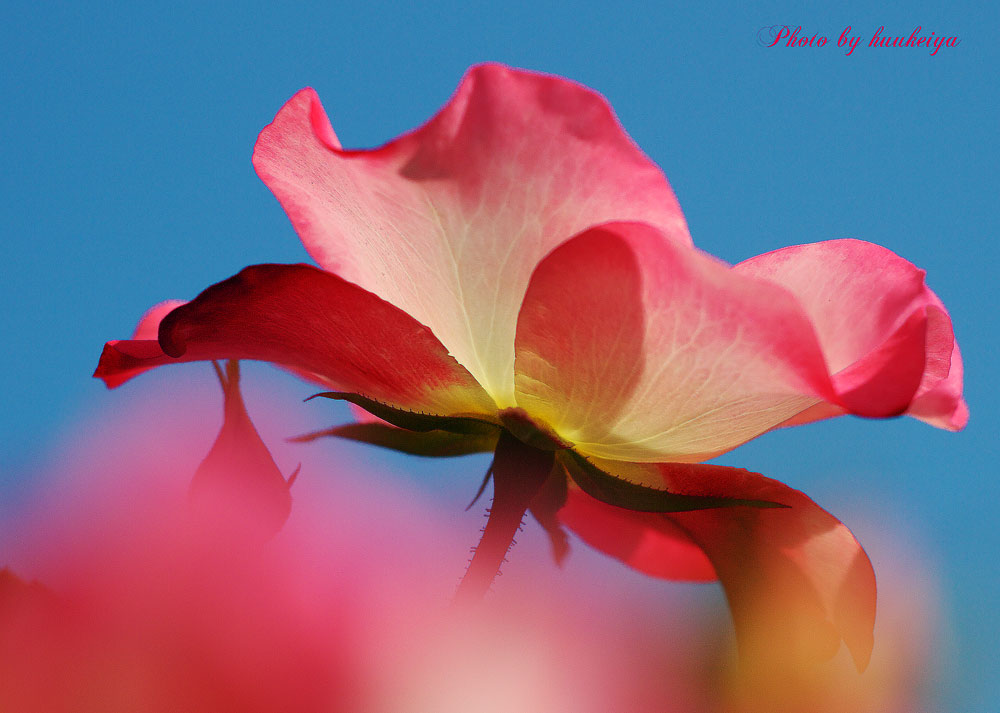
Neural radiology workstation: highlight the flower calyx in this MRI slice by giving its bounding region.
[498,407,572,451]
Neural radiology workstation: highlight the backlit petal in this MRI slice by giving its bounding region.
[558,485,716,581]
[736,240,967,428]
[252,64,690,405]
[514,223,835,462]
[94,264,496,419]
[908,338,967,430]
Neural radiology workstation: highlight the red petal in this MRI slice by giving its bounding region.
[560,459,876,671]
[253,64,691,405]
[736,240,967,429]
[95,300,187,388]
[558,487,716,581]
[94,264,496,419]
[514,222,835,462]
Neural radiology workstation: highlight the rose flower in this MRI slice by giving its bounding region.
[95,64,965,669]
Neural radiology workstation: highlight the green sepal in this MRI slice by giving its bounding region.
[305,392,498,435]
[291,422,499,458]
[562,451,786,513]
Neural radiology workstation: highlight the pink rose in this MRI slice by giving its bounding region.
[95,64,965,669]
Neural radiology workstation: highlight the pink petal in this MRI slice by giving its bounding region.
[560,459,876,672]
[736,240,967,429]
[95,264,496,419]
[908,338,967,430]
[252,64,691,406]
[514,222,836,463]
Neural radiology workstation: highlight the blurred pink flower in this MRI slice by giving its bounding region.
[0,420,946,713]
[93,64,965,668]
[0,387,720,713]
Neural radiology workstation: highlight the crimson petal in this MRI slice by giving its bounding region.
[95,264,497,419]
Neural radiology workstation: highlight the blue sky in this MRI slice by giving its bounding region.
[2,1,997,709]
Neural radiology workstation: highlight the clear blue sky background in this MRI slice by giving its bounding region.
[2,1,997,710]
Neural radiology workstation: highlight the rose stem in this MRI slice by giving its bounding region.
[453,430,553,604]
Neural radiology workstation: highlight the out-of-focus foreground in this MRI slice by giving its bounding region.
[0,376,942,713]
